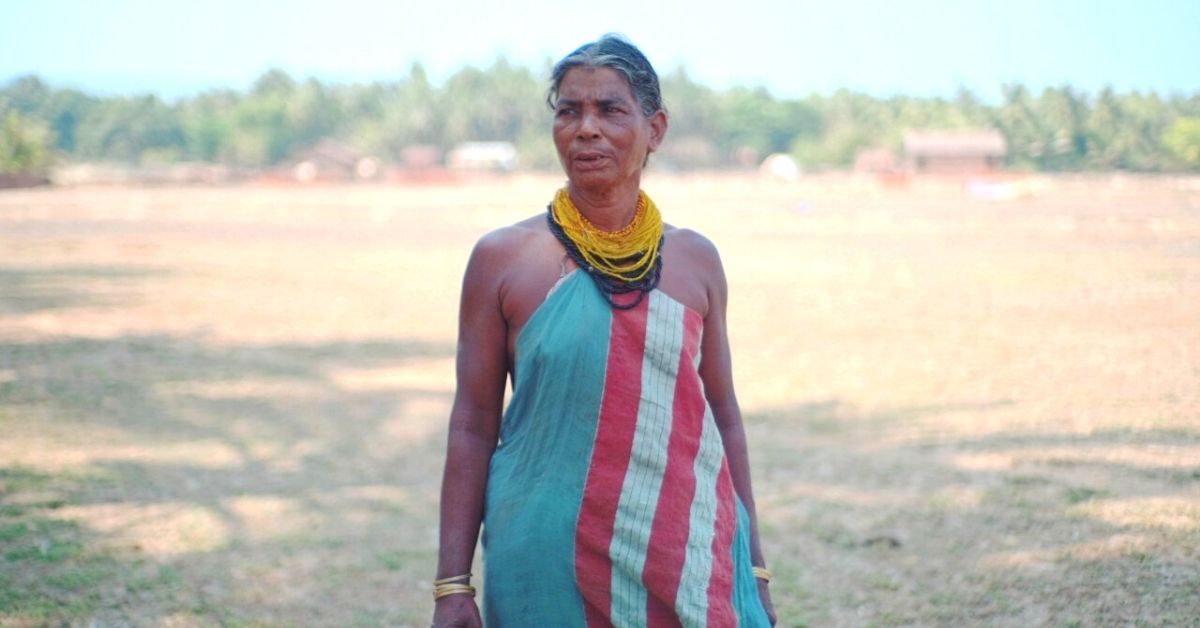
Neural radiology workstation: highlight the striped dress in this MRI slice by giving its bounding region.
[482,270,770,627]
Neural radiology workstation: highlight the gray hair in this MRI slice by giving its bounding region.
[547,34,665,118]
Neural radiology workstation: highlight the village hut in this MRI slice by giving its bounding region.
[290,139,379,182]
[903,130,1006,174]
[447,142,517,172]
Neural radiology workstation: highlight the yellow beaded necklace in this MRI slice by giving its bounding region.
[549,187,663,282]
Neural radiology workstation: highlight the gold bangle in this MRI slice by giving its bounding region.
[433,573,472,586]
[433,583,476,600]
[752,566,772,582]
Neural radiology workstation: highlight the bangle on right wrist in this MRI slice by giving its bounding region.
[433,573,476,600]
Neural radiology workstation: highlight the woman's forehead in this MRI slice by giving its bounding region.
[556,67,635,103]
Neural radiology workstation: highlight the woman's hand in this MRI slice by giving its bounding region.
[758,580,777,626]
[431,594,482,628]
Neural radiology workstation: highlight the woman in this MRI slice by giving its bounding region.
[433,35,776,627]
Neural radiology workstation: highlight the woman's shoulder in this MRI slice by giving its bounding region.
[664,224,723,270]
[660,225,727,317]
[472,214,551,258]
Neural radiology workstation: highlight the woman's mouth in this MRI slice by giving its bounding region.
[573,152,609,170]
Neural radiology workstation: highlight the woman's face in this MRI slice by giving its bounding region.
[552,66,666,193]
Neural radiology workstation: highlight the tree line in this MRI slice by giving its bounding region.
[2,59,1199,175]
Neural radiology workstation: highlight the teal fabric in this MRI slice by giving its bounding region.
[483,271,610,625]
[733,499,773,626]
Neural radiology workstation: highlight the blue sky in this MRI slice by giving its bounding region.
[3,0,1197,102]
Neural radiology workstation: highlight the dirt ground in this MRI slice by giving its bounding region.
[1,173,1198,627]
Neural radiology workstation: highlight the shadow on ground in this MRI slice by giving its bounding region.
[0,264,169,316]
[1,325,456,625]
[746,400,1199,626]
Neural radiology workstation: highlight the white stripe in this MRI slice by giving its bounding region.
[675,405,725,625]
[608,293,685,626]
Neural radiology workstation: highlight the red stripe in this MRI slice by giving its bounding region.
[706,458,739,625]
[575,297,650,627]
[643,309,705,627]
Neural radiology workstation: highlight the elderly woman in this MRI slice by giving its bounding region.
[433,35,775,627]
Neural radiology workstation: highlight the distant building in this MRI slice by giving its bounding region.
[903,130,1006,174]
[290,139,379,182]
[447,142,517,172]
[0,173,50,188]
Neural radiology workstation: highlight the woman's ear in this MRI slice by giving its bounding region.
[647,110,668,154]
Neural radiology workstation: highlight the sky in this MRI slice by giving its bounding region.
[2,0,1198,103]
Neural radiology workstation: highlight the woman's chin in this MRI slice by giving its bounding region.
[567,166,635,191]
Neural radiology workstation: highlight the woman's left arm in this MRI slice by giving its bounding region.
[693,235,777,625]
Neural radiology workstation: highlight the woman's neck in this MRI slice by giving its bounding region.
[567,180,642,232]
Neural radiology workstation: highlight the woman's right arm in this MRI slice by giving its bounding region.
[432,235,511,627]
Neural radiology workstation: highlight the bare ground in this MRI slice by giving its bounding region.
[0,173,1197,626]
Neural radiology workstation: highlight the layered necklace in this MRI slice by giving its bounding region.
[546,187,664,309]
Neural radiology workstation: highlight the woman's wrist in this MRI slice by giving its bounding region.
[433,573,477,601]
[752,566,772,583]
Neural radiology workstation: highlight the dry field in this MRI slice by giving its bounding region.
[0,173,1198,627]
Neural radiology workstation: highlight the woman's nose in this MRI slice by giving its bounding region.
[577,111,601,138]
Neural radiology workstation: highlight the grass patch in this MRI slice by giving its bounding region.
[1005,474,1051,487]
[0,466,55,492]
[352,610,388,627]
[0,542,116,622]
[866,574,902,592]
[1064,486,1116,504]
[376,548,427,572]
[0,587,89,621]
[0,522,27,542]
[0,462,148,626]
[125,563,184,594]
[186,600,272,628]
[1169,467,1200,483]
[10,518,80,539]
[44,560,115,590]
[4,538,83,563]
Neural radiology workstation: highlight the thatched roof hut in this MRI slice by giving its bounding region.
[903,130,1006,174]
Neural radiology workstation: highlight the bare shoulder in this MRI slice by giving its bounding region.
[664,224,724,273]
[466,215,548,275]
[660,225,728,318]
[464,214,562,329]
[472,215,547,258]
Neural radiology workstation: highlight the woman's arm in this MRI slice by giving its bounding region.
[433,234,511,626]
[694,236,777,625]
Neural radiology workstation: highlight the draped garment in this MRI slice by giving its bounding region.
[483,269,770,627]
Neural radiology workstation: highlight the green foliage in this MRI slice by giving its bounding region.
[1164,117,1200,166]
[72,95,184,164]
[0,109,54,174]
[230,96,291,166]
[0,67,1197,172]
[178,90,236,162]
[715,87,821,160]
